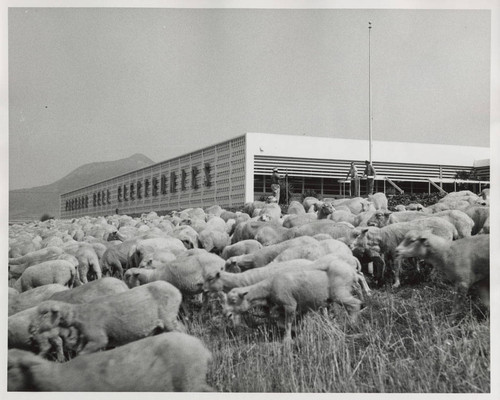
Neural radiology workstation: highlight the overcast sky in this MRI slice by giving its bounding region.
[8,6,492,190]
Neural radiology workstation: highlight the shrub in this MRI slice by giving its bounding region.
[40,213,54,222]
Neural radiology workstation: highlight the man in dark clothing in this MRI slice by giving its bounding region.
[271,167,281,203]
[346,162,360,197]
[363,160,376,195]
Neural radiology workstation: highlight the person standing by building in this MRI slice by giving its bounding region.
[270,167,282,203]
[346,162,360,197]
[363,160,377,195]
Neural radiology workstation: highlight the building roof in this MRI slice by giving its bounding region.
[246,132,489,167]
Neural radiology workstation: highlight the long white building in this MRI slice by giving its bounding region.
[60,132,490,218]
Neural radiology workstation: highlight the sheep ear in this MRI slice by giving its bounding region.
[49,309,60,326]
[238,291,248,299]
[384,211,392,217]
[360,228,369,236]
[215,272,220,278]
[133,272,140,277]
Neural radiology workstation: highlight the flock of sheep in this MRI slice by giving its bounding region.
[7,188,490,391]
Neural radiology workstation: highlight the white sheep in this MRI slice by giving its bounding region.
[224,257,365,343]
[14,260,77,292]
[49,277,129,304]
[351,217,458,288]
[395,231,489,313]
[29,281,185,359]
[9,284,69,316]
[225,236,317,271]
[8,332,213,391]
[221,239,263,260]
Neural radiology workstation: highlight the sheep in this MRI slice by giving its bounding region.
[329,209,357,226]
[8,246,64,270]
[13,260,77,293]
[478,216,489,234]
[205,204,224,217]
[395,231,489,314]
[61,242,102,284]
[367,210,473,238]
[225,236,317,271]
[203,259,314,294]
[331,197,375,215]
[221,239,263,260]
[224,257,365,343]
[101,245,129,278]
[273,238,355,265]
[463,205,490,235]
[350,217,458,288]
[394,204,407,212]
[138,248,177,269]
[287,200,306,215]
[49,277,129,304]
[29,281,185,359]
[302,196,321,212]
[242,201,266,217]
[292,219,354,240]
[368,192,388,210]
[282,213,318,228]
[9,305,46,351]
[171,225,200,249]
[8,332,213,392]
[123,250,224,313]
[197,228,231,254]
[127,236,186,269]
[254,224,295,246]
[314,202,335,219]
[258,202,282,221]
[9,284,69,316]
[425,200,471,213]
[231,218,279,243]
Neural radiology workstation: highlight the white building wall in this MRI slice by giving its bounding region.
[245,132,489,166]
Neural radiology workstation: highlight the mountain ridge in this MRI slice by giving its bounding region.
[10,153,155,220]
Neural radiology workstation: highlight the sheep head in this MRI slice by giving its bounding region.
[395,230,432,261]
[30,301,75,336]
[203,271,223,293]
[367,211,391,227]
[224,289,250,327]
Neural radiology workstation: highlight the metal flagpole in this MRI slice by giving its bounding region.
[368,21,373,164]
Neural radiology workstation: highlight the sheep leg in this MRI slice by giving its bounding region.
[451,282,469,316]
[392,258,401,288]
[282,304,296,344]
[79,332,109,355]
[335,287,362,323]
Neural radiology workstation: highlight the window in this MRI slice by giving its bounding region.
[181,169,187,191]
[204,163,212,187]
[145,179,150,197]
[137,181,142,199]
[117,187,122,202]
[123,185,128,201]
[170,171,177,193]
[161,174,167,194]
[152,177,159,196]
[97,192,101,205]
[191,166,199,189]
[85,195,89,208]
[93,193,97,206]
[106,190,110,204]
[130,183,135,200]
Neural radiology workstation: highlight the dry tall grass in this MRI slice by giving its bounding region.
[186,282,489,393]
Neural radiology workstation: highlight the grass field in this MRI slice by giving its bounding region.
[186,277,490,393]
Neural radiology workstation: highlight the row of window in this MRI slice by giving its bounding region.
[65,189,111,211]
[65,165,213,210]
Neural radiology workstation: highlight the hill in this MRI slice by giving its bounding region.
[9,153,155,221]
